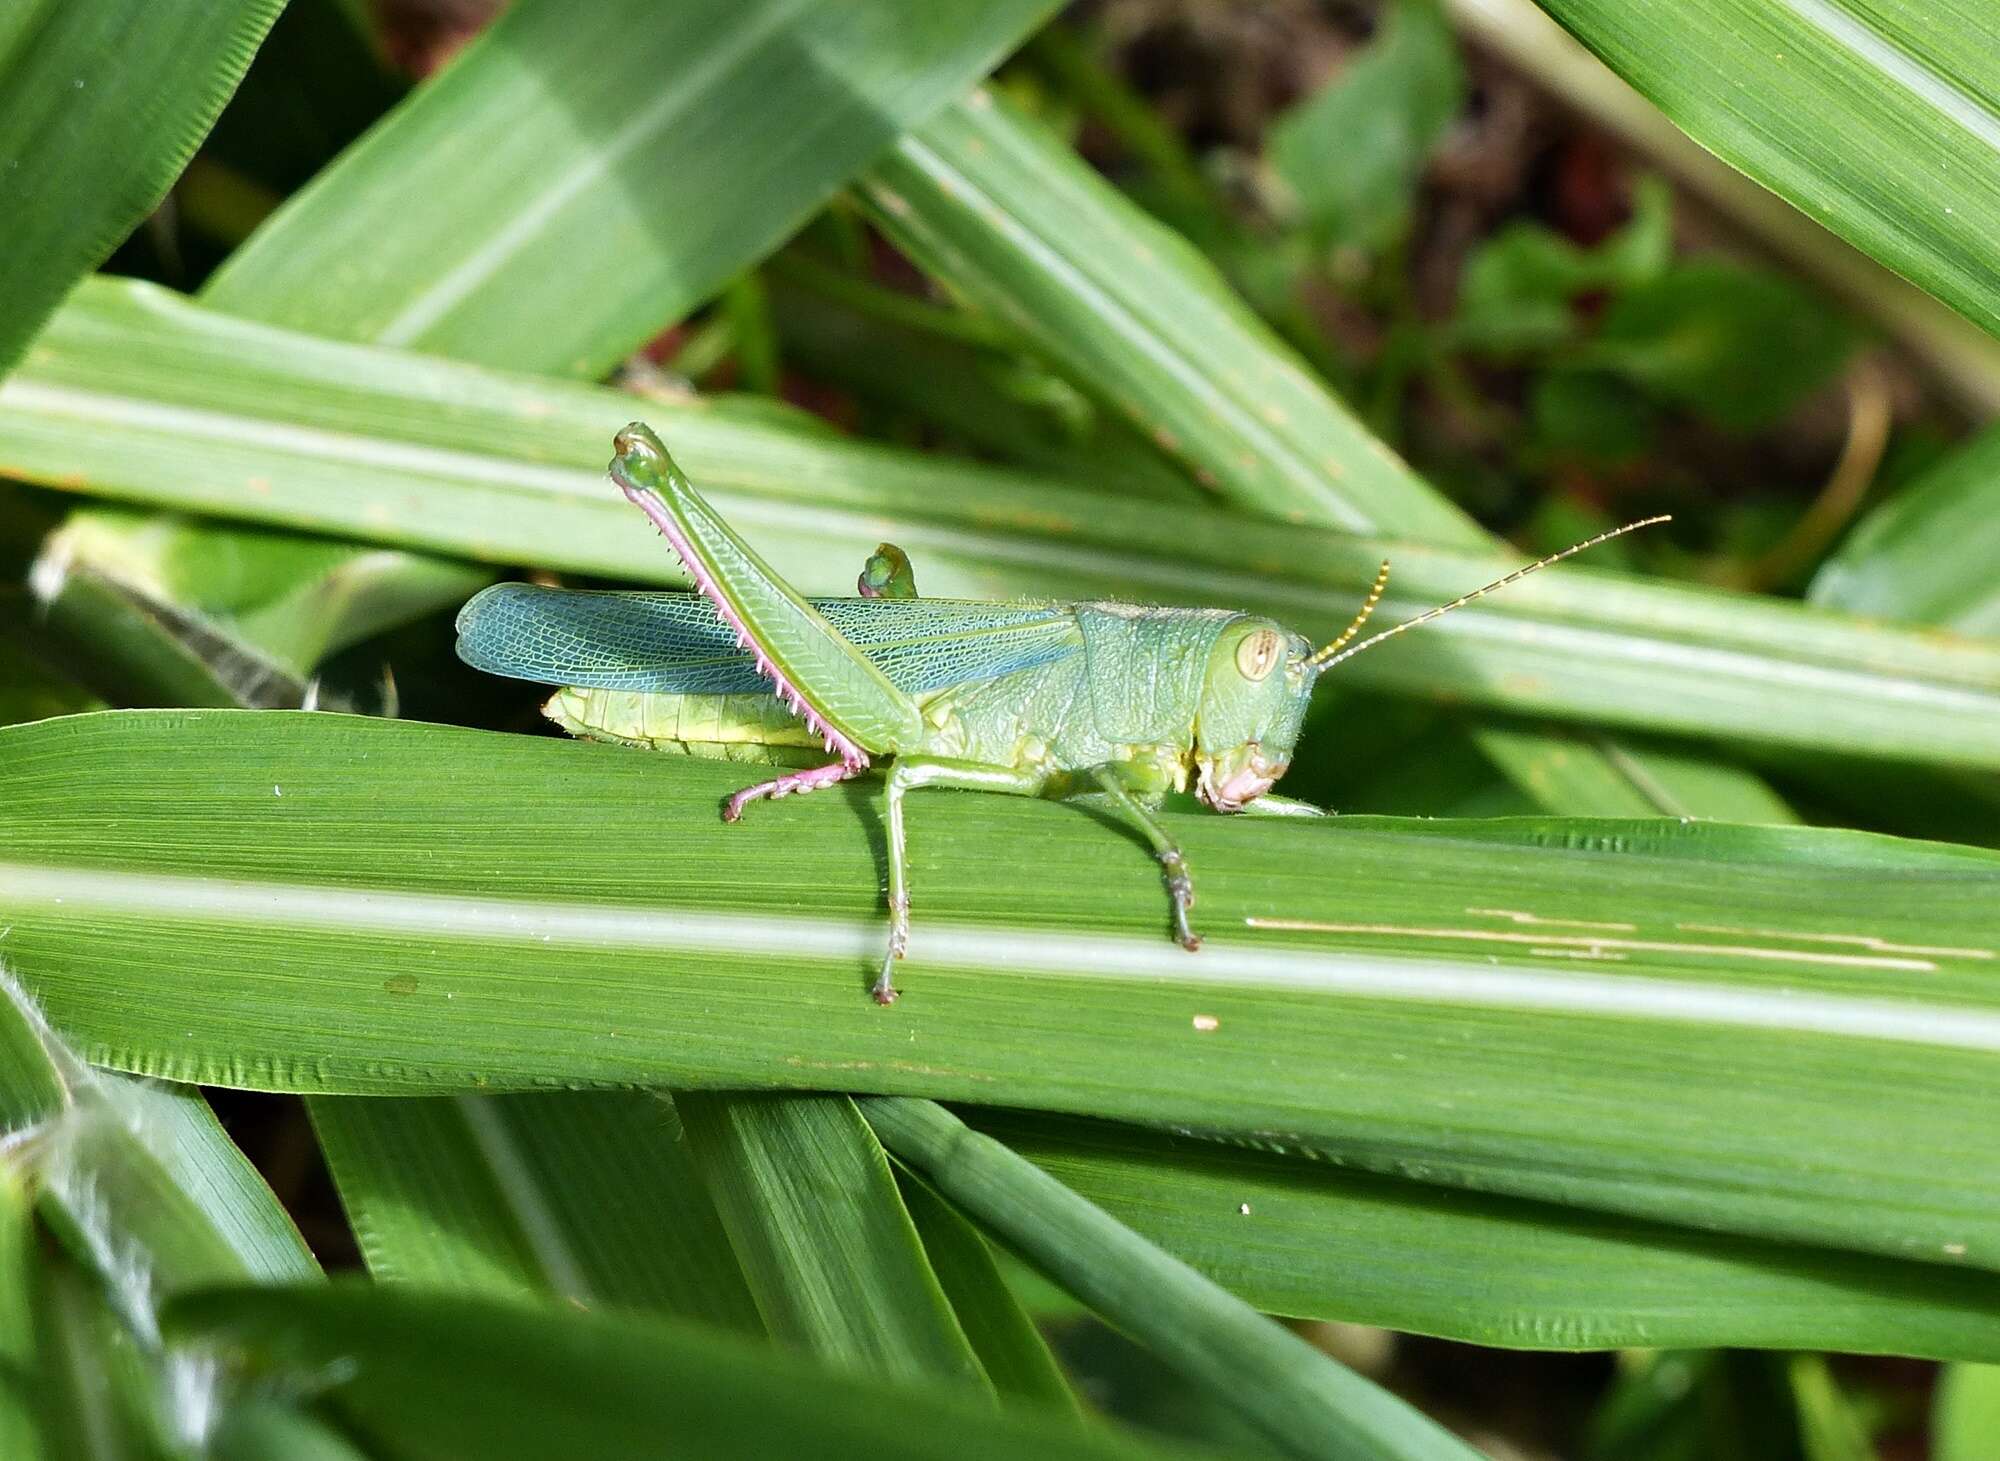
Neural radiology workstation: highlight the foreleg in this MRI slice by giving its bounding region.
[1088,767,1201,952]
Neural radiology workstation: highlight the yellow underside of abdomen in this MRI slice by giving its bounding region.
[543,687,828,766]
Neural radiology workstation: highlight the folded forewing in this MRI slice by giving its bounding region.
[457,588,1082,697]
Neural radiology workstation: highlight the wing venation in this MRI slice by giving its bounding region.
[456,586,1081,695]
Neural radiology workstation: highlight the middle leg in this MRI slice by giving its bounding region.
[876,758,1043,1005]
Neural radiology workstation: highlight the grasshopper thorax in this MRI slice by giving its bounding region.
[1191,618,1319,812]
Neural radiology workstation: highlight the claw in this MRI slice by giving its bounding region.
[1158,848,1200,951]
[873,892,909,1004]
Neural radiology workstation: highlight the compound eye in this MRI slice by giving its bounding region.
[1235,628,1281,681]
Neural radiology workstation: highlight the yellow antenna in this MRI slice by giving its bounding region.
[1308,559,1390,667]
[1307,515,1670,673]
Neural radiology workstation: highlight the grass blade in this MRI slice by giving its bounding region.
[678,1092,988,1391]
[1810,423,2000,635]
[201,0,1063,376]
[865,88,1480,543]
[169,1282,1203,1461]
[6,709,1997,1277]
[0,0,283,370]
[971,1109,2000,1362]
[307,1091,762,1329]
[895,1165,1080,1415]
[1535,0,2000,339]
[866,1097,1483,1461]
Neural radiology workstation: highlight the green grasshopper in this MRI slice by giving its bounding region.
[457,423,1662,1003]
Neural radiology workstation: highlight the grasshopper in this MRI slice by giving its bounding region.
[457,423,1662,1003]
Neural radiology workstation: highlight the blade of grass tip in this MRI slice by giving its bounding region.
[677,1092,990,1394]
[863,1098,1487,1461]
[0,0,285,370]
[306,1091,763,1333]
[893,1163,1080,1417]
[863,84,1794,822]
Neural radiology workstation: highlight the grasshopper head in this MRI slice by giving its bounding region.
[1192,619,1318,812]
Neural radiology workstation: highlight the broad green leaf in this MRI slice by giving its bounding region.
[9,281,1999,771]
[867,1098,1482,1461]
[1527,372,1658,465]
[1934,1364,2000,1461]
[972,1109,2000,1361]
[6,710,2000,1278]
[1809,422,2000,635]
[1532,0,2000,340]
[168,1282,1201,1461]
[306,1091,762,1329]
[864,87,1482,543]
[1267,0,1464,252]
[0,0,284,370]
[201,0,1063,377]
[895,1167,1079,1415]
[678,1093,986,1390]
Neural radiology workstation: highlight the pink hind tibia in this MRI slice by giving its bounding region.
[723,761,862,822]
[616,479,869,773]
